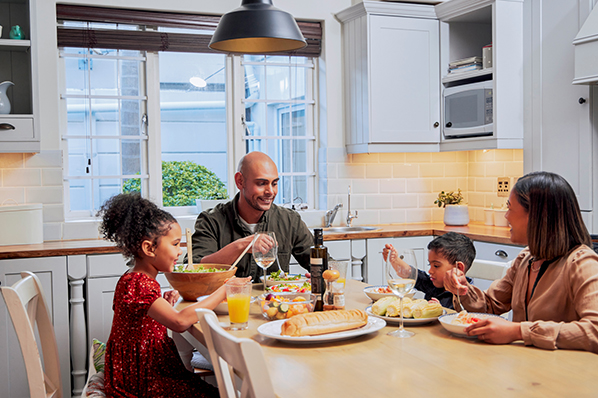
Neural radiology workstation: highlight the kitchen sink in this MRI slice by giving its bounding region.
[322,226,379,234]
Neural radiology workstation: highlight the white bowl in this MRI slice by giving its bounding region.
[363,285,414,301]
[438,312,504,337]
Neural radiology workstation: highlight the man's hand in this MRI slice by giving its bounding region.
[163,290,180,306]
[252,233,277,254]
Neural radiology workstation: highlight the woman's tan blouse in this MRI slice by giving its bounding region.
[458,245,598,353]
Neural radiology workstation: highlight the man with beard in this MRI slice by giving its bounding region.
[188,152,314,281]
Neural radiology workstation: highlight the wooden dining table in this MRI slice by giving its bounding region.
[177,280,598,397]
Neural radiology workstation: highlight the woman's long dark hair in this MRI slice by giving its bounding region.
[97,193,176,259]
[512,171,591,259]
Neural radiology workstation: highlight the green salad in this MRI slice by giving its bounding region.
[174,265,223,273]
[268,270,303,281]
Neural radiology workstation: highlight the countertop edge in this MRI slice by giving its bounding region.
[0,222,518,260]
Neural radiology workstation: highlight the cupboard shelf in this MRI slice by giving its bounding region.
[0,39,30,51]
[442,67,492,84]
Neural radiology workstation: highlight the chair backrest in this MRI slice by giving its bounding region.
[1,271,62,398]
[196,309,276,398]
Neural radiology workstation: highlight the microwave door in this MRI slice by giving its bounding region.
[444,88,489,137]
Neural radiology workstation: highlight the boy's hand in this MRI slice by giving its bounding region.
[163,290,180,306]
[444,267,468,296]
[382,244,394,262]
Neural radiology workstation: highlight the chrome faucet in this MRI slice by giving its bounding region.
[325,203,343,227]
[346,185,358,227]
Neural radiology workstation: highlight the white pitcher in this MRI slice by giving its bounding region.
[0,81,14,114]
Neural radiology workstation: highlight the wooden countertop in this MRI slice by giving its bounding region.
[179,280,598,397]
[0,222,514,260]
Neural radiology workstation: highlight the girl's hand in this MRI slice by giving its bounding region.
[466,317,522,344]
[163,290,180,306]
[444,267,468,296]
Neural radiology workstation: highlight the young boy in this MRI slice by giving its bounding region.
[383,232,475,310]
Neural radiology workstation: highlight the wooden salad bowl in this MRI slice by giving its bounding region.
[164,263,237,301]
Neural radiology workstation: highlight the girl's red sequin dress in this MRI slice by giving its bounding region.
[104,271,218,397]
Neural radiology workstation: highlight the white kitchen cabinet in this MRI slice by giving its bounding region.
[525,0,594,218]
[365,236,432,286]
[0,256,70,398]
[0,0,39,152]
[336,2,441,153]
[86,254,170,349]
[436,0,524,151]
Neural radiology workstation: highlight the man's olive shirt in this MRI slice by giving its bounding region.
[190,193,314,281]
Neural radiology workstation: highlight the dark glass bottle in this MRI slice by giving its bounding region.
[310,228,327,312]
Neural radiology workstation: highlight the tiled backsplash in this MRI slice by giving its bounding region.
[0,148,523,241]
[320,147,523,226]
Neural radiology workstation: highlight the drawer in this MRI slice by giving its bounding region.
[87,253,129,278]
[474,241,523,263]
[0,117,34,141]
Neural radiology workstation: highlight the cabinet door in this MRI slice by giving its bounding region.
[366,236,432,285]
[0,257,70,398]
[369,15,440,144]
[527,0,593,211]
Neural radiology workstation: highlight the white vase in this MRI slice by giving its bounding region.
[443,204,469,226]
[0,81,14,115]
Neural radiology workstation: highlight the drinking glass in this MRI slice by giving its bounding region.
[225,279,252,330]
[386,249,419,338]
[252,231,278,291]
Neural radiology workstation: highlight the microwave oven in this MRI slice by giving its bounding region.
[443,80,493,138]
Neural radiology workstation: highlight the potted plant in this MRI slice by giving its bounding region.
[434,189,469,226]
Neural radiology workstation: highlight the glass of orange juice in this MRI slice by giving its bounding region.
[225,279,252,330]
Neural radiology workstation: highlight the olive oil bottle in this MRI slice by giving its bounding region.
[310,228,327,312]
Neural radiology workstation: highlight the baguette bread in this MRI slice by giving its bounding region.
[281,309,368,337]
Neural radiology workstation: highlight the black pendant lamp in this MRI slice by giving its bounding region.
[209,0,307,54]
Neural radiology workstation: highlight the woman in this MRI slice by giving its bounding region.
[445,171,598,353]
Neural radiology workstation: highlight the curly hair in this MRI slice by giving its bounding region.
[97,193,177,259]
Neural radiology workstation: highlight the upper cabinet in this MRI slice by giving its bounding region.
[336,0,524,153]
[0,0,38,153]
[436,0,524,151]
[336,2,441,154]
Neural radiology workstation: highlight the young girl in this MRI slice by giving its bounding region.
[98,192,225,397]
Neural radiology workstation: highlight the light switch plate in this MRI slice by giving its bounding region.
[497,177,510,197]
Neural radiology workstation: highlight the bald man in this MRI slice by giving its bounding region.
[189,152,314,281]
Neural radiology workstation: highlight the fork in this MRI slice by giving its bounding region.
[275,255,286,278]
[454,263,464,311]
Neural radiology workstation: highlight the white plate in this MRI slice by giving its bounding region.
[366,306,445,325]
[438,312,504,337]
[260,274,308,286]
[257,317,386,344]
[363,285,415,301]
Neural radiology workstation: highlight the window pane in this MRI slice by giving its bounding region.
[68,179,91,211]
[159,52,229,207]
[266,66,290,100]
[244,64,264,100]
[67,138,89,177]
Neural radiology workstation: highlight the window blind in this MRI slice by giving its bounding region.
[56,4,322,57]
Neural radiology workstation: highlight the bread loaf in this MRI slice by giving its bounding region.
[281,309,368,337]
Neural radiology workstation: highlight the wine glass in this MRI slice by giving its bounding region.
[386,249,419,338]
[252,231,278,291]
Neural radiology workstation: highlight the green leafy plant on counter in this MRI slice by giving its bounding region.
[122,160,228,207]
[434,189,464,208]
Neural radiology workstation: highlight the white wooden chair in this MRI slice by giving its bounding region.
[1,271,62,398]
[195,308,276,398]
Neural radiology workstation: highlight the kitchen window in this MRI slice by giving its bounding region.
[57,6,322,219]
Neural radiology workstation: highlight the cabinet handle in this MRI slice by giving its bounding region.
[446,122,452,128]
[495,250,508,258]
[0,123,15,130]
[579,97,587,104]
[433,122,439,128]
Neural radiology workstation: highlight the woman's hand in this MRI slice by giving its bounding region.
[466,317,522,344]
[444,267,469,296]
[163,290,180,306]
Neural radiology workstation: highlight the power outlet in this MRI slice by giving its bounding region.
[497,177,510,197]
